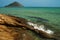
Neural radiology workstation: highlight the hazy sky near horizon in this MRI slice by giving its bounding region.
[0,0,60,7]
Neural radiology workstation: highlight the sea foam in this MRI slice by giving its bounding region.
[27,22,54,34]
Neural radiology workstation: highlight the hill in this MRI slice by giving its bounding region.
[5,2,24,7]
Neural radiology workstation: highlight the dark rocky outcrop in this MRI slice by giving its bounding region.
[5,2,24,7]
[0,14,58,40]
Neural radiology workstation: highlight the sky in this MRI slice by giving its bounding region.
[0,0,60,7]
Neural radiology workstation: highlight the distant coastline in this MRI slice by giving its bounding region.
[0,6,60,8]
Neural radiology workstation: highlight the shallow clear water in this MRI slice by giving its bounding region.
[0,7,60,29]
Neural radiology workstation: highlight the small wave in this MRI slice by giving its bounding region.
[27,22,54,35]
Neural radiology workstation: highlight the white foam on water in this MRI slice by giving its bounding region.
[45,29,54,34]
[27,22,34,26]
[27,22,54,35]
[38,25,45,31]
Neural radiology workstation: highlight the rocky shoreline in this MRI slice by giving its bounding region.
[0,14,58,40]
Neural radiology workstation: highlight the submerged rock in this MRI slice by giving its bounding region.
[27,16,49,22]
[0,14,57,40]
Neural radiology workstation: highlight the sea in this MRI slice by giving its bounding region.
[0,7,60,29]
[0,7,60,40]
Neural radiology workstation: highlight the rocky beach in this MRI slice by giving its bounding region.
[0,14,59,40]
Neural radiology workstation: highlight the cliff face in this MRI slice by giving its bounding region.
[5,2,24,7]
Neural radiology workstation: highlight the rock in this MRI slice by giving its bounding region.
[0,14,56,40]
[0,14,34,30]
[0,25,34,40]
[27,16,49,22]
[0,14,34,40]
[0,14,27,26]
[0,25,14,40]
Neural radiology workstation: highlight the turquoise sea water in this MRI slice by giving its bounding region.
[0,7,60,29]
